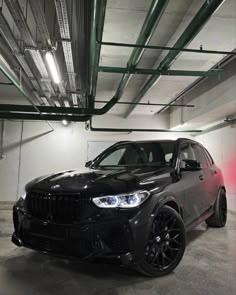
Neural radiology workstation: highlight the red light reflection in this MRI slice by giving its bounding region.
[223,157,236,191]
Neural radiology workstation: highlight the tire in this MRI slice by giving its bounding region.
[206,189,227,228]
[136,205,186,277]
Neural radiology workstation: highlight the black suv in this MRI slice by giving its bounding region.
[12,138,227,276]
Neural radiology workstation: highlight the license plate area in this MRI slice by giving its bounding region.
[28,220,67,239]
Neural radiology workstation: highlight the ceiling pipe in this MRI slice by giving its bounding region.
[98,66,223,77]
[123,0,225,118]
[193,118,236,136]
[0,101,194,115]
[157,48,236,114]
[0,113,91,122]
[98,0,169,112]
[98,40,236,56]
[0,82,13,85]
[89,119,202,133]
[94,101,194,108]
[89,0,107,108]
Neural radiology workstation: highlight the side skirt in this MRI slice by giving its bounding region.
[185,206,214,232]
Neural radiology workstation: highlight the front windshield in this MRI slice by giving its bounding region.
[93,141,175,168]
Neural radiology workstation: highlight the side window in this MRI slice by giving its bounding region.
[203,148,214,166]
[192,144,208,168]
[179,143,195,161]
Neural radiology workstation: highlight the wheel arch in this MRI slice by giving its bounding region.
[155,195,183,218]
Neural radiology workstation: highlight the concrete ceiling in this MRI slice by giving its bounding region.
[96,0,236,122]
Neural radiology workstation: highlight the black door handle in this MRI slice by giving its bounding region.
[199,175,204,181]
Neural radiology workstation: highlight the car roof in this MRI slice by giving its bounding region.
[115,138,200,145]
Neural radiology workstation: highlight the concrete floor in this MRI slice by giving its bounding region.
[0,204,235,295]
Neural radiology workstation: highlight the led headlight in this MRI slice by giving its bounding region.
[92,191,150,208]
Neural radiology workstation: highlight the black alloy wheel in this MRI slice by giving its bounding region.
[136,205,186,277]
[206,189,227,227]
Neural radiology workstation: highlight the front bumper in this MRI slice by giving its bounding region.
[12,201,154,264]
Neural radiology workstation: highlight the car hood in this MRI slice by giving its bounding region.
[25,166,174,196]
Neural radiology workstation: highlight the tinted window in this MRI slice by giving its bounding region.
[192,144,208,168]
[98,145,143,166]
[203,148,214,166]
[95,141,175,168]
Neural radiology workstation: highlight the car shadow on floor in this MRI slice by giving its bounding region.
[186,223,208,246]
[1,251,161,295]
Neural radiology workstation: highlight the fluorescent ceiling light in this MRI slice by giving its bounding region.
[45,52,60,84]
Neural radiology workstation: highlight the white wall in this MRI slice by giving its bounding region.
[197,124,236,212]
[0,115,193,202]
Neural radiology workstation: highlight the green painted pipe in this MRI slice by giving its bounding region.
[87,0,169,115]
[90,126,202,133]
[127,0,169,68]
[0,82,13,85]
[108,0,169,104]
[0,112,91,122]
[98,40,236,56]
[0,102,194,116]
[89,119,202,133]
[89,0,107,107]
[123,0,225,118]
[0,104,99,115]
[98,66,223,77]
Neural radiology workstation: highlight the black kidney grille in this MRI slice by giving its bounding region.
[26,192,88,223]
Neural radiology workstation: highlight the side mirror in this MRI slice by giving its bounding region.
[85,160,92,168]
[180,159,202,172]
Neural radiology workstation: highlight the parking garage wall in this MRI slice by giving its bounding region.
[198,124,236,212]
